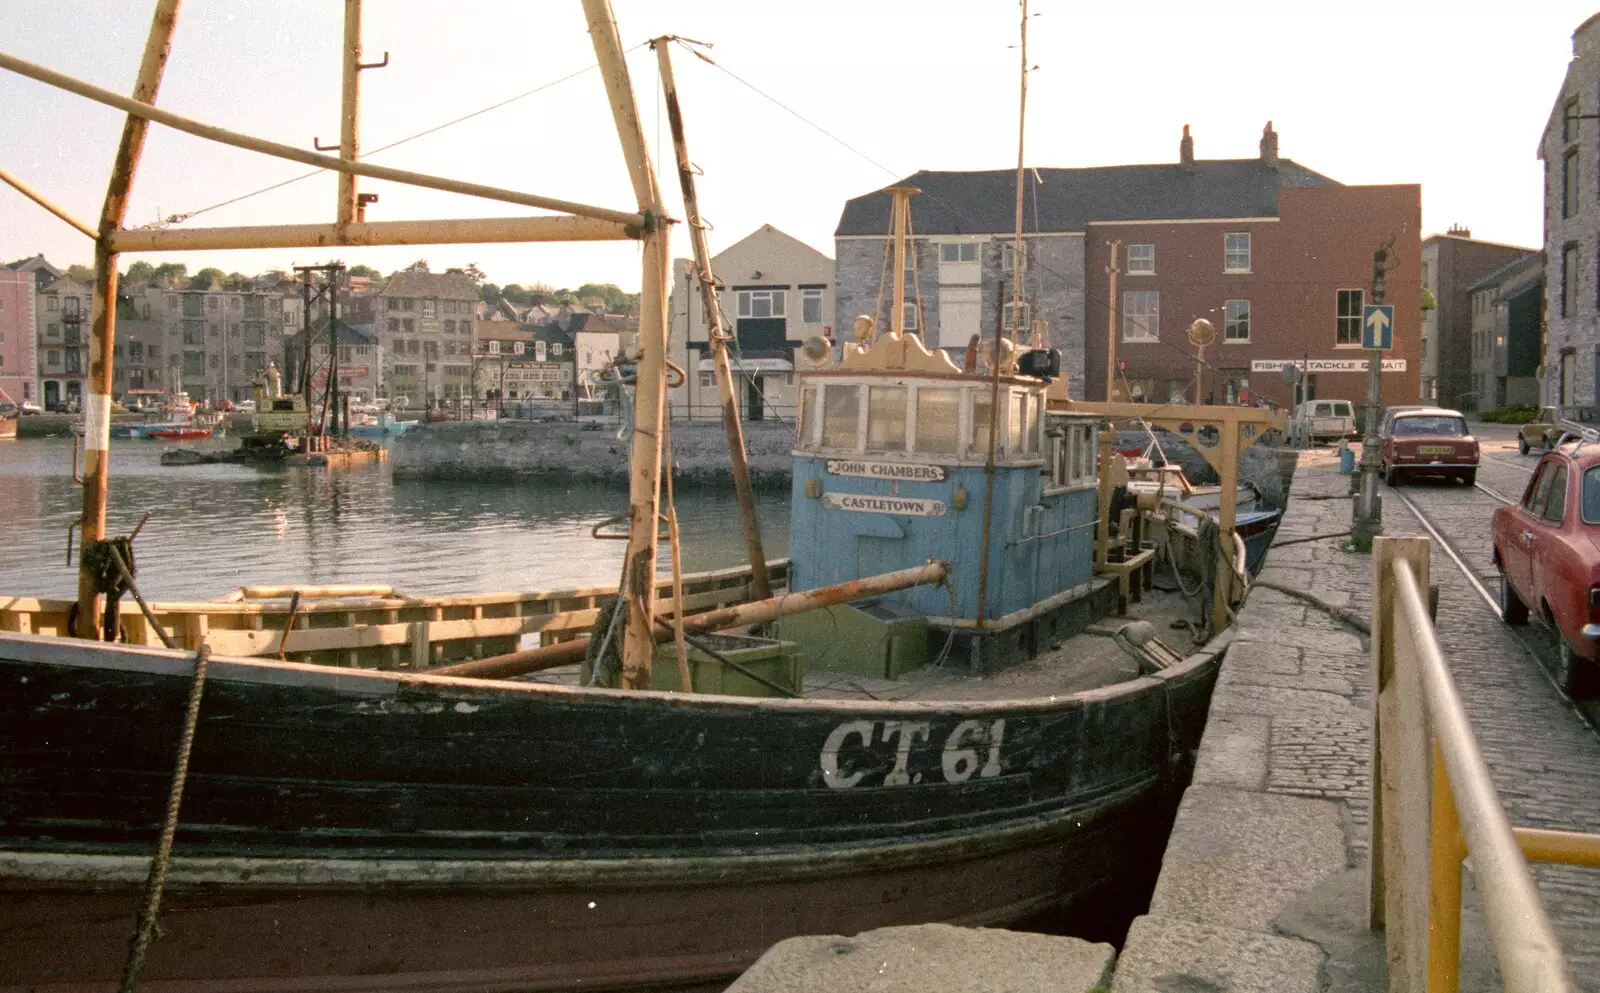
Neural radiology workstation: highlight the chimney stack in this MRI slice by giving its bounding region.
[1179,125,1194,168]
[1259,121,1279,168]
[1447,223,1472,239]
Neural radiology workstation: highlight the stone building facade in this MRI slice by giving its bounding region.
[1541,12,1600,407]
[376,270,478,402]
[1418,231,1534,410]
[155,284,284,403]
[1466,252,1544,409]
[35,275,92,410]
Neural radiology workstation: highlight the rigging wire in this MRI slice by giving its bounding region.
[151,45,650,228]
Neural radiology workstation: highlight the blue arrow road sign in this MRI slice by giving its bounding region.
[1362,304,1394,350]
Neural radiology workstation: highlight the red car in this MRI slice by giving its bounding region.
[1491,442,1600,695]
[1380,407,1479,486]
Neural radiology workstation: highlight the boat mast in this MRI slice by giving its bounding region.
[888,186,916,336]
[653,36,771,600]
[74,0,182,637]
[1009,0,1030,346]
[582,0,673,689]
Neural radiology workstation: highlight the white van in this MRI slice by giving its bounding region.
[1292,399,1358,443]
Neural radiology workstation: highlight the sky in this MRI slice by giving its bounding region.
[1,1,1593,293]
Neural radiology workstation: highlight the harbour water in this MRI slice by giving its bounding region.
[0,437,791,600]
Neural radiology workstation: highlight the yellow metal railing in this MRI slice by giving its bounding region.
[1370,537,1599,992]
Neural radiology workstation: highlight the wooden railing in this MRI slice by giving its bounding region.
[0,560,788,671]
[1370,538,1599,992]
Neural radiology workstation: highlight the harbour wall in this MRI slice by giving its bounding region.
[389,419,797,488]
[1110,452,1384,992]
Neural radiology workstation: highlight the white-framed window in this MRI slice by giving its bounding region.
[1127,244,1155,274]
[939,242,978,263]
[1003,301,1031,334]
[1122,290,1159,342]
[552,342,563,356]
[699,371,714,389]
[1001,241,1028,272]
[802,288,824,324]
[737,289,786,318]
[1224,232,1252,273]
[423,299,437,318]
[1336,289,1364,345]
[903,242,918,271]
[902,300,919,331]
[513,341,525,355]
[46,296,58,311]
[536,341,548,362]
[488,340,501,354]
[1224,299,1251,342]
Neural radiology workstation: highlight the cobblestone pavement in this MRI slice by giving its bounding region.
[1375,436,1600,987]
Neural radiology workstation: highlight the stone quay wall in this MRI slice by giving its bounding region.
[389,419,797,488]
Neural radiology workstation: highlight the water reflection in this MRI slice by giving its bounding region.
[0,438,790,600]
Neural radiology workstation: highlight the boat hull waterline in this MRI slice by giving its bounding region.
[0,630,1225,991]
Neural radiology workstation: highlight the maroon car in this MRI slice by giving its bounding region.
[1491,442,1600,695]
[1380,407,1479,486]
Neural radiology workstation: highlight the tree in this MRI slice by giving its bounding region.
[226,271,248,287]
[65,264,96,284]
[463,262,487,283]
[348,264,379,279]
[124,261,156,285]
[479,283,502,306]
[574,282,638,314]
[404,259,430,274]
[500,283,531,306]
[189,267,225,290]
[151,262,188,287]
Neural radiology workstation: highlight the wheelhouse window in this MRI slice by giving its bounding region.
[821,384,861,450]
[967,391,996,459]
[802,288,824,325]
[1123,291,1159,342]
[1224,232,1252,273]
[1049,421,1097,490]
[737,289,786,319]
[798,387,816,445]
[1224,299,1251,342]
[916,387,960,455]
[1003,301,1031,335]
[1336,289,1364,345]
[866,386,908,452]
[1126,244,1154,274]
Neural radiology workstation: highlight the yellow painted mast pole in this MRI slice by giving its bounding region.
[1009,0,1029,345]
[75,0,182,638]
[889,188,912,337]
[1105,240,1120,400]
[653,37,770,600]
[337,0,362,229]
[582,0,673,689]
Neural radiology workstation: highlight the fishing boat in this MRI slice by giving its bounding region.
[348,411,417,438]
[145,424,213,441]
[0,3,1288,989]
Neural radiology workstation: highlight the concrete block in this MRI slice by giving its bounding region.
[1147,787,1346,932]
[1191,715,1269,790]
[1112,915,1324,993]
[727,923,1114,993]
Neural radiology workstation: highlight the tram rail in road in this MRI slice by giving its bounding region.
[1385,482,1600,733]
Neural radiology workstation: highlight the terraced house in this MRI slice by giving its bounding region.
[834,124,1422,409]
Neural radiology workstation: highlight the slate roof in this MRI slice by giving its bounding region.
[1464,251,1545,294]
[835,159,1339,236]
[378,270,479,300]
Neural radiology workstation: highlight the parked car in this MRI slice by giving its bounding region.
[1518,407,1565,455]
[1379,407,1478,486]
[1378,405,1428,438]
[1491,442,1600,695]
[1292,399,1358,443]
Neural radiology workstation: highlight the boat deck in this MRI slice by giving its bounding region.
[524,586,1198,702]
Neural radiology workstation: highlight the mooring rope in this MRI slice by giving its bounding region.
[119,643,211,993]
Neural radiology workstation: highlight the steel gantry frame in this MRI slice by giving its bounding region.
[0,0,677,686]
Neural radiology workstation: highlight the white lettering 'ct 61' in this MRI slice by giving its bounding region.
[819,718,1006,789]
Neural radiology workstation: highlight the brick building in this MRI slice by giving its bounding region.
[834,124,1423,410]
[0,270,37,405]
[1419,230,1534,410]
[1540,12,1600,407]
